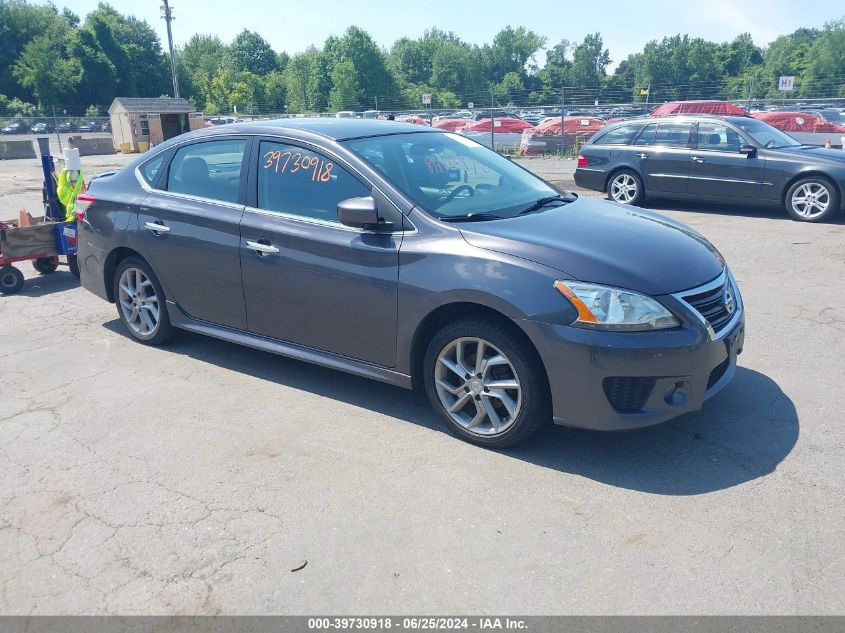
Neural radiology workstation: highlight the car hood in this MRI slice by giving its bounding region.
[766,145,845,166]
[457,197,725,296]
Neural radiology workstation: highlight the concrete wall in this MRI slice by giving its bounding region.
[67,136,117,156]
[0,139,36,160]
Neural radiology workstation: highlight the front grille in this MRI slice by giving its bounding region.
[679,274,737,336]
[602,377,655,413]
[707,358,730,390]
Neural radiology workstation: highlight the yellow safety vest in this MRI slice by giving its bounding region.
[56,169,84,221]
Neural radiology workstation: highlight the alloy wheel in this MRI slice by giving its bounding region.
[790,182,831,219]
[117,267,160,337]
[434,336,523,436]
[610,173,638,203]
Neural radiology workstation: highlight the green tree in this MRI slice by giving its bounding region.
[495,71,525,104]
[390,37,430,85]
[263,70,287,112]
[226,29,278,76]
[283,47,320,112]
[83,3,170,98]
[329,59,359,111]
[570,33,611,88]
[0,0,64,101]
[802,19,845,97]
[13,19,80,108]
[488,26,546,82]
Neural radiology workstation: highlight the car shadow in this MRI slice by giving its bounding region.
[6,271,80,298]
[642,197,845,223]
[103,321,798,496]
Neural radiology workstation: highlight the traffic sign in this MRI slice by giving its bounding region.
[422,93,432,105]
[467,102,474,109]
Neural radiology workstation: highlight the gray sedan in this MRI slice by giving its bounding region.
[75,119,744,448]
[574,114,845,222]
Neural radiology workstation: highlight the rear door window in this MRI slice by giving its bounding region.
[165,139,246,204]
[139,153,166,186]
[592,123,644,146]
[652,122,693,148]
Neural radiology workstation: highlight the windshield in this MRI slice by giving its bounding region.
[733,118,802,148]
[344,132,560,220]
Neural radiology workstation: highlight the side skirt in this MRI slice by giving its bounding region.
[166,301,413,390]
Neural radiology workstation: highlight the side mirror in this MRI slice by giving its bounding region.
[739,144,757,157]
[337,196,380,229]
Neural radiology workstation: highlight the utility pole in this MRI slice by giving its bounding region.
[490,88,495,151]
[375,96,378,111]
[560,86,565,137]
[747,77,754,112]
[160,0,180,98]
[645,83,651,108]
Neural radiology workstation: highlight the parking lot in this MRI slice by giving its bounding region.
[1,152,844,614]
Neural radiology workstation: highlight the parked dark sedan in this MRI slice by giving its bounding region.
[76,119,744,447]
[57,121,78,133]
[78,121,100,132]
[574,114,845,222]
[1,121,29,134]
[30,122,55,134]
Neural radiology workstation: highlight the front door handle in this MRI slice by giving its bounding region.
[635,152,649,159]
[691,156,706,163]
[245,240,280,256]
[144,221,170,234]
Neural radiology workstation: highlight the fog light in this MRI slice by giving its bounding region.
[664,382,687,406]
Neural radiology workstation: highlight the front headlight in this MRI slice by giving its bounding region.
[554,280,679,331]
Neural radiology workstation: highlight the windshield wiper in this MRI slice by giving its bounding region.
[514,194,570,217]
[439,212,507,222]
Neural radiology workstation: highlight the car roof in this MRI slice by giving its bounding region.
[605,114,754,127]
[207,118,440,141]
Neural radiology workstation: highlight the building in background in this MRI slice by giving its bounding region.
[108,97,204,152]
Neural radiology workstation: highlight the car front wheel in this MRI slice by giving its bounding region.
[113,257,173,345]
[423,318,550,448]
[785,177,840,222]
[607,169,644,205]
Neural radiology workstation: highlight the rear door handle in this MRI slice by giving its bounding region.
[635,152,649,159]
[144,221,170,233]
[245,240,280,255]
[691,156,706,163]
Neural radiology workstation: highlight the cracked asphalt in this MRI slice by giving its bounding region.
[1,153,844,614]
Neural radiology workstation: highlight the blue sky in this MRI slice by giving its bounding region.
[68,0,843,67]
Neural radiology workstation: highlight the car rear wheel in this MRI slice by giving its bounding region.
[113,257,173,345]
[785,177,839,222]
[423,317,550,448]
[607,169,644,205]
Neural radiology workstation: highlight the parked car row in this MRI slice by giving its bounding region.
[0,119,111,134]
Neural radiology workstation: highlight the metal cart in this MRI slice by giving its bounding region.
[0,219,79,294]
[0,138,79,295]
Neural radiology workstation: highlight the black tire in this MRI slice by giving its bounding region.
[67,254,80,279]
[422,317,551,448]
[32,256,59,275]
[112,256,174,346]
[784,176,840,222]
[606,169,645,206]
[0,266,24,294]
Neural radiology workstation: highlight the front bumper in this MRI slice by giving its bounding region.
[519,293,745,432]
